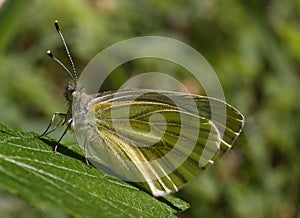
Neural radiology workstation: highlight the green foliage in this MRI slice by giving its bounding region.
[0,123,188,217]
[0,0,299,217]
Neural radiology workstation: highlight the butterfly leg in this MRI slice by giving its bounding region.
[85,157,91,166]
[54,118,73,152]
[39,112,67,137]
[83,138,91,166]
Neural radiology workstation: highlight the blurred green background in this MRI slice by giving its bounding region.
[0,0,299,217]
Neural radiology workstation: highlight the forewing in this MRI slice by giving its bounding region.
[96,90,244,157]
[83,90,244,196]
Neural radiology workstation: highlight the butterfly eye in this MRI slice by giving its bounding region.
[64,82,75,102]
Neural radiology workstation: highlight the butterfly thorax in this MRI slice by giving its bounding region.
[71,88,96,127]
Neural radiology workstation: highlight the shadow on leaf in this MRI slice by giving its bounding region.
[38,137,87,164]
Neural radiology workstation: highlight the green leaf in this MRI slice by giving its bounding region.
[0,123,189,217]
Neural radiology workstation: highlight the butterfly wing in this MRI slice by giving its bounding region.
[121,90,245,158]
[73,90,244,196]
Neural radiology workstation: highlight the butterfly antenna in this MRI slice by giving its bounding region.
[46,50,76,82]
[54,20,78,82]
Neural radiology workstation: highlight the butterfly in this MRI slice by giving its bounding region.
[41,20,244,197]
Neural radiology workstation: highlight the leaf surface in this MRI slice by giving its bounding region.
[0,123,189,218]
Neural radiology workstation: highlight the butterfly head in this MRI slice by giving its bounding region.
[46,20,79,121]
[64,82,76,103]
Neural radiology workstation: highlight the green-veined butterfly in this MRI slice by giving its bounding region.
[42,20,244,197]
